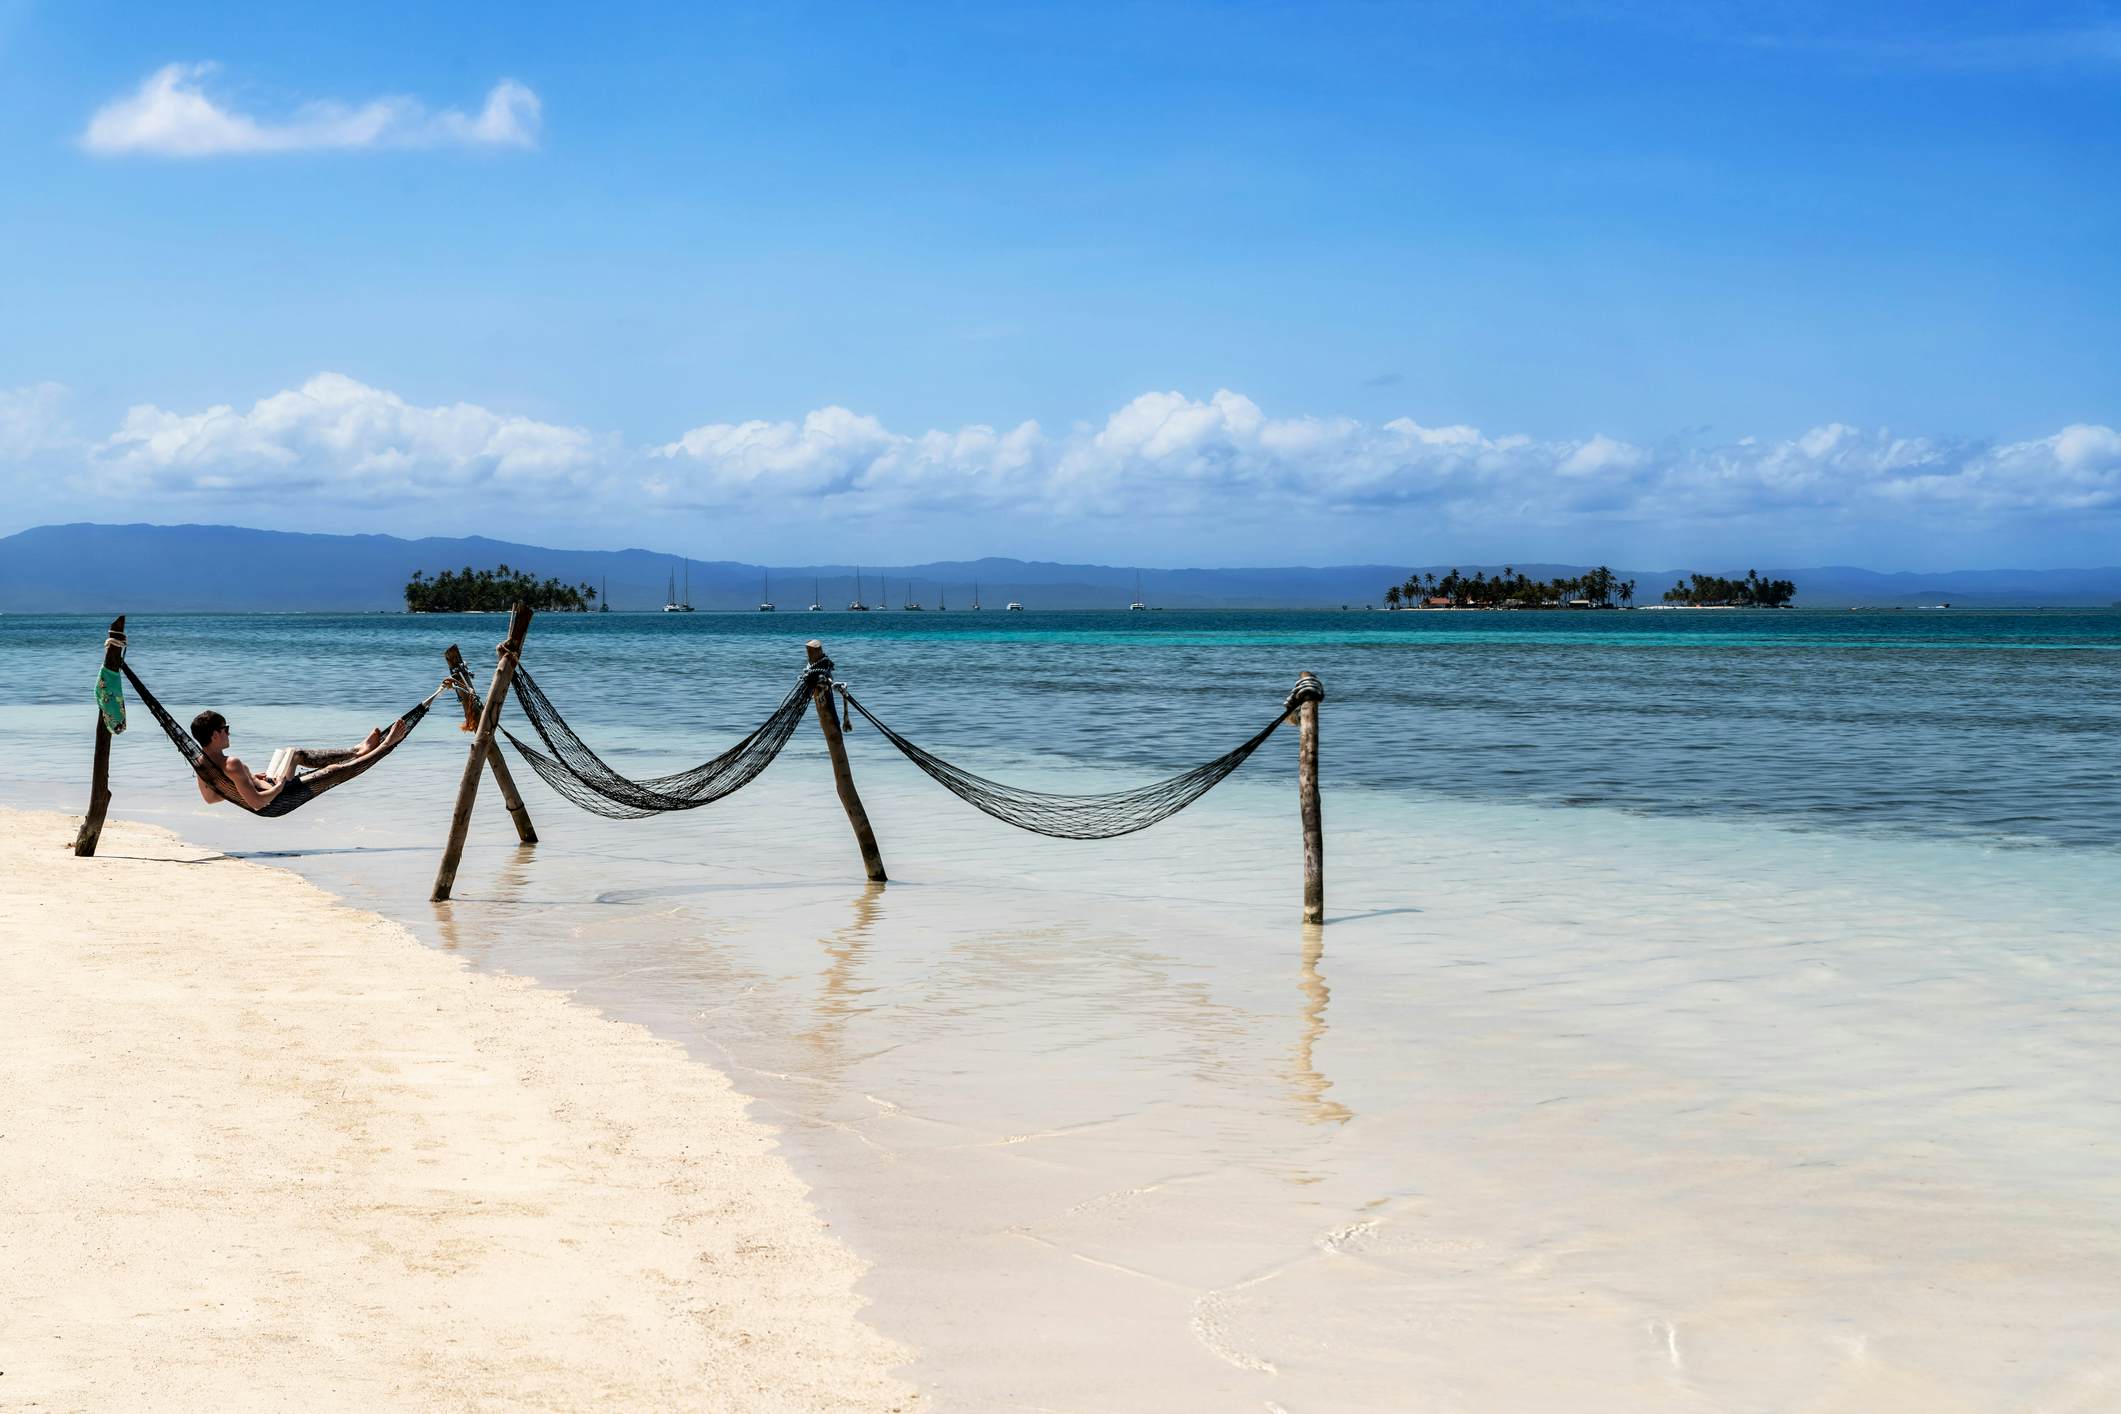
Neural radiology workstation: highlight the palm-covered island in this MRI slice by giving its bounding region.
[405,565,599,613]
[1383,566,1636,608]
[1382,566,1795,608]
[1658,571,1797,607]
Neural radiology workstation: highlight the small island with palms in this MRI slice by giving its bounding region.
[405,564,600,613]
[1382,566,1795,609]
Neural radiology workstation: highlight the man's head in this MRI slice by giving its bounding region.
[190,709,229,752]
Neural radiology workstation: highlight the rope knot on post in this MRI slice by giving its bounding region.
[1284,672,1325,716]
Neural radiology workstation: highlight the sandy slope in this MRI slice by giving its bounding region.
[0,808,914,1412]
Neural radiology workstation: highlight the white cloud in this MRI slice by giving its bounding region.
[94,373,601,497]
[55,374,2121,531]
[0,382,72,460]
[82,64,539,157]
[651,390,2121,525]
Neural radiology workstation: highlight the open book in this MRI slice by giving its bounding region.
[267,746,298,784]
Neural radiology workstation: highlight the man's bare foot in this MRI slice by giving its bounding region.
[380,718,410,749]
[359,726,385,751]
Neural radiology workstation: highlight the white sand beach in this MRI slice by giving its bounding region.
[0,807,913,1412]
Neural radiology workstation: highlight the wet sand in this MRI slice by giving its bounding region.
[0,807,913,1412]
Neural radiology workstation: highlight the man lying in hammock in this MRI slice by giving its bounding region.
[188,709,410,809]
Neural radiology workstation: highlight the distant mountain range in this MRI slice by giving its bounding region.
[2,523,2118,612]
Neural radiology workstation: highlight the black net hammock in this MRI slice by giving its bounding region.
[832,673,1323,840]
[118,657,446,818]
[499,661,827,819]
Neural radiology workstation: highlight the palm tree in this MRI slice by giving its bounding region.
[1385,585,1402,609]
[1620,579,1636,608]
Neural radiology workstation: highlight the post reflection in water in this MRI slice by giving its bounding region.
[1291,922,1351,1125]
[428,843,538,953]
[798,881,886,1081]
[432,898,462,952]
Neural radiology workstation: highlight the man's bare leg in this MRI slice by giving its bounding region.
[292,725,392,771]
[286,719,412,798]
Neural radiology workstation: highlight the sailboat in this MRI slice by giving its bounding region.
[599,575,609,613]
[938,584,947,611]
[663,561,694,613]
[809,579,823,611]
[848,566,869,612]
[758,572,775,612]
[1129,570,1147,611]
[902,579,923,610]
[971,579,982,611]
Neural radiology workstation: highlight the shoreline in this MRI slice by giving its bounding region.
[0,807,914,1411]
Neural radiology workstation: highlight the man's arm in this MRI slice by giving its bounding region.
[219,756,287,810]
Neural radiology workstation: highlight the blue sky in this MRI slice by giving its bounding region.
[2,1,2116,568]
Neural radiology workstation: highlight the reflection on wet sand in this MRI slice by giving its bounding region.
[429,843,537,952]
[798,882,885,1078]
[1290,923,1351,1126]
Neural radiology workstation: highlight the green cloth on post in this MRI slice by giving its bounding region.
[96,667,127,734]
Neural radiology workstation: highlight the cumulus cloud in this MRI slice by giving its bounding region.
[52,374,2121,531]
[82,64,539,156]
[650,389,2121,526]
[94,373,602,497]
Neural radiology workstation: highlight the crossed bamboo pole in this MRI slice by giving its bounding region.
[432,603,535,901]
[444,641,538,847]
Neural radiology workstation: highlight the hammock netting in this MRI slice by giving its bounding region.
[118,657,439,818]
[499,662,824,819]
[835,679,1314,839]
[495,656,1319,840]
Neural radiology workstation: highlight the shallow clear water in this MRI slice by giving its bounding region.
[2,609,2117,1410]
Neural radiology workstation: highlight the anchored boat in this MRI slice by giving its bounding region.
[663,561,694,613]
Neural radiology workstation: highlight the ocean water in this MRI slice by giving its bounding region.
[5,607,2117,846]
[2,608,2117,1409]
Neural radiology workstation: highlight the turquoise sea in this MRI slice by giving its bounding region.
[4,606,2116,850]
[3,607,2117,1410]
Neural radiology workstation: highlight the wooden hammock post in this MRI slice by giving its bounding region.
[444,642,538,845]
[1292,672,1325,924]
[806,640,886,882]
[72,614,126,858]
[432,604,534,902]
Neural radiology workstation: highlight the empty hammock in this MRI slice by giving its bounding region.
[832,674,1321,840]
[499,661,826,819]
[118,658,445,818]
